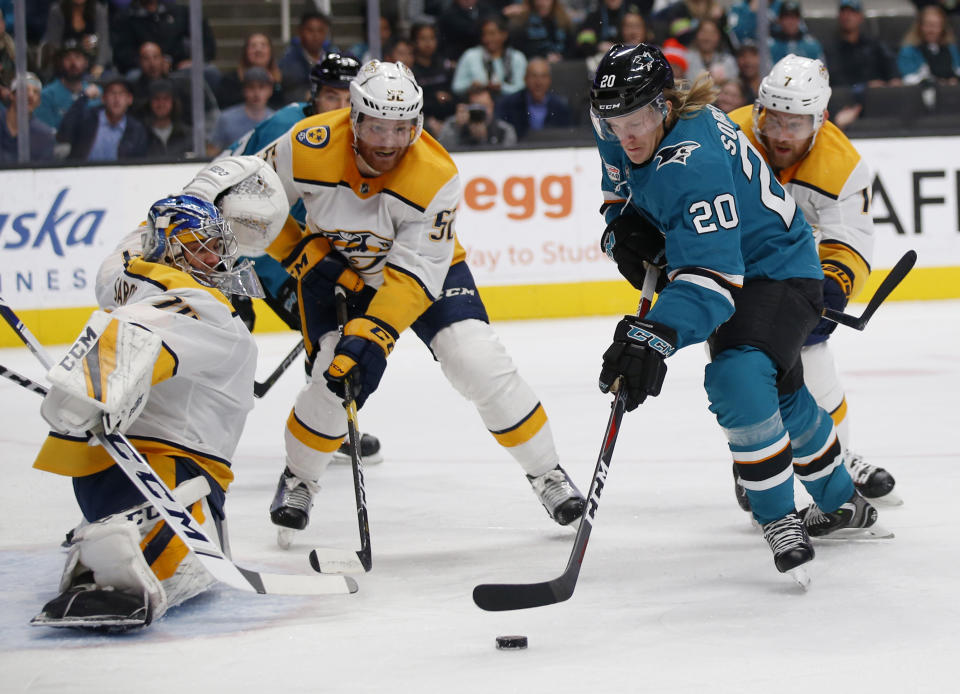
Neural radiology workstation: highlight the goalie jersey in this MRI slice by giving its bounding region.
[728,105,874,299]
[596,103,822,350]
[34,246,257,492]
[261,108,465,336]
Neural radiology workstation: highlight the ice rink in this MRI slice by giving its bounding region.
[1,300,958,693]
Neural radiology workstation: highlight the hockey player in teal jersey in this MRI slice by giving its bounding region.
[590,43,883,583]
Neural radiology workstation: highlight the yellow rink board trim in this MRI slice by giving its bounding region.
[3,265,957,347]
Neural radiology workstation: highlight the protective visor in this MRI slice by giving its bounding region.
[354,116,419,149]
[752,105,816,142]
[591,94,669,143]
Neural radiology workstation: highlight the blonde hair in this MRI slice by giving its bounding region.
[664,71,719,126]
[903,5,955,47]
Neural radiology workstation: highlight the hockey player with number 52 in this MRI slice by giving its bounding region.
[590,43,886,584]
[727,54,898,509]
[251,60,585,545]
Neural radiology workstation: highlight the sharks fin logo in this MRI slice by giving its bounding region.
[654,141,701,170]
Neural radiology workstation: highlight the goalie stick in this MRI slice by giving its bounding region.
[472,267,661,612]
[0,363,48,396]
[821,250,917,331]
[0,295,357,598]
[307,285,373,575]
[254,340,305,398]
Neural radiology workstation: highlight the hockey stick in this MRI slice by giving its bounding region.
[0,363,48,396]
[0,296,357,597]
[254,340,305,398]
[308,285,373,574]
[472,267,661,612]
[821,250,917,330]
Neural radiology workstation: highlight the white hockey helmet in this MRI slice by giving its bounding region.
[753,54,831,144]
[349,60,424,146]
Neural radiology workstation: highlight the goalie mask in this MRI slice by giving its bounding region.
[143,195,264,298]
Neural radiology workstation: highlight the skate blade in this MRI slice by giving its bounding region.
[276,527,297,550]
[786,566,811,590]
[30,614,148,631]
[815,523,895,541]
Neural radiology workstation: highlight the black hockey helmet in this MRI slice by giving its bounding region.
[589,43,675,119]
[310,53,361,96]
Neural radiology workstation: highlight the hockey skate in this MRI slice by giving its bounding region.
[800,491,893,539]
[31,571,151,632]
[331,432,384,466]
[527,465,586,526]
[846,450,901,505]
[761,511,814,588]
[270,467,320,548]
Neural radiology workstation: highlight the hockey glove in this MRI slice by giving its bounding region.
[600,214,667,292]
[599,317,677,412]
[324,316,398,409]
[805,264,852,346]
[283,234,365,304]
[232,294,256,332]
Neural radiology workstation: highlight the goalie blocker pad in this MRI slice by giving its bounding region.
[44,310,163,434]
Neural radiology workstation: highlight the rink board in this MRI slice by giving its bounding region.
[1,136,957,345]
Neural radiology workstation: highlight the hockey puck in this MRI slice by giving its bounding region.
[495,635,528,650]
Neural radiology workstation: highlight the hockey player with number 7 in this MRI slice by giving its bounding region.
[590,43,886,585]
[254,59,585,547]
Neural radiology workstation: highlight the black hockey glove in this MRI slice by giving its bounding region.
[325,316,396,409]
[599,317,677,411]
[282,234,365,305]
[600,214,667,292]
[232,294,256,332]
[804,264,851,346]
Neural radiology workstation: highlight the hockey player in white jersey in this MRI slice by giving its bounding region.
[249,60,585,544]
[728,55,899,509]
[31,195,264,630]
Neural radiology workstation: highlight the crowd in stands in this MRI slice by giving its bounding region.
[2,0,959,165]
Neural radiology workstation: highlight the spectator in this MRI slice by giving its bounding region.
[575,0,650,58]
[715,77,748,112]
[25,0,55,44]
[824,1,900,88]
[586,8,649,76]
[208,67,275,155]
[42,0,112,79]
[661,37,690,80]
[509,0,575,62]
[34,40,102,131]
[770,1,824,63]
[217,32,285,110]
[652,0,726,47]
[451,16,527,97]
[384,38,415,68]
[735,40,761,101]
[130,41,170,116]
[0,13,16,102]
[910,1,960,15]
[57,73,148,161]
[111,1,217,76]
[279,11,332,102]
[410,21,456,134]
[438,0,498,62]
[439,84,518,148]
[685,17,738,82]
[0,73,57,164]
[143,78,192,159]
[725,0,779,50]
[897,4,960,84]
[351,12,395,63]
[495,56,572,137]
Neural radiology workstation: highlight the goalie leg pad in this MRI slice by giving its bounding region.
[430,319,559,476]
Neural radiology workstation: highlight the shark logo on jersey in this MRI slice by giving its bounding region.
[296,125,331,149]
[603,161,622,182]
[654,141,701,170]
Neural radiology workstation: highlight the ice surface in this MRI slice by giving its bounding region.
[1,302,958,693]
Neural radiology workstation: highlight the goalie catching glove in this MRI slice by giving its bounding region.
[324,316,398,409]
[40,311,163,436]
[601,213,667,292]
[599,317,677,412]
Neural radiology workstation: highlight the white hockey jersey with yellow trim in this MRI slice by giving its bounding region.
[729,106,874,298]
[262,108,463,334]
[36,247,257,485]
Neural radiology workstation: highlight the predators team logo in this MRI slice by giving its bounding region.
[654,141,701,170]
[324,229,393,272]
[296,125,331,149]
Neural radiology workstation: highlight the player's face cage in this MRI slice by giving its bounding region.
[168,219,264,298]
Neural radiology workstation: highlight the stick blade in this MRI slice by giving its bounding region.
[472,577,574,612]
[309,548,372,574]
